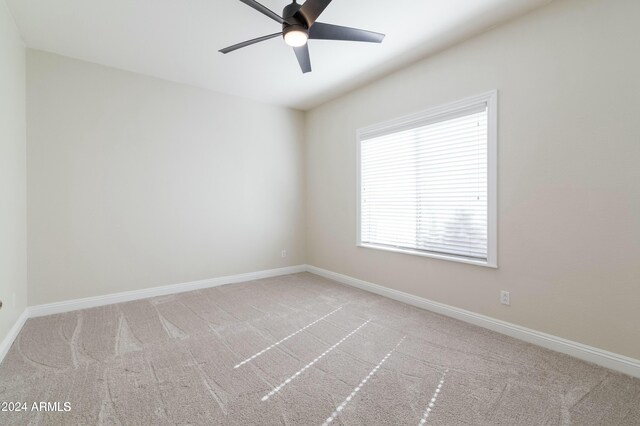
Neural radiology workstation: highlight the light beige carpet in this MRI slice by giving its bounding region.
[1,272,639,425]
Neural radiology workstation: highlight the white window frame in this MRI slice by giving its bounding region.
[356,90,498,268]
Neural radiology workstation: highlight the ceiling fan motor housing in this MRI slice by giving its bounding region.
[282,1,308,39]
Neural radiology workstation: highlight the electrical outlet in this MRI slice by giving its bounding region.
[281,250,287,258]
[500,291,510,306]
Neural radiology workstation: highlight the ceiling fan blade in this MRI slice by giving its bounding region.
[219,32,282,54]
[309,22,385,43]
[238,0,287,24]
[297,0,332,27]
[293,45,312,73]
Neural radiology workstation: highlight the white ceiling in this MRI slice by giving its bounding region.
[7,0,552,110]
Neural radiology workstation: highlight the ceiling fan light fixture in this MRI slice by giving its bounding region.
[284,29,308,47]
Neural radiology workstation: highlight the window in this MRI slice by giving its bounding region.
[357,91,497,267]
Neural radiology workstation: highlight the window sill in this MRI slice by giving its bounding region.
[357,243,498,269]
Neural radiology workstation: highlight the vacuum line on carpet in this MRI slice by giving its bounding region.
[234,306,343,369]
[418,369,449,425]
[321,335,406,426]
[261,318,371,402]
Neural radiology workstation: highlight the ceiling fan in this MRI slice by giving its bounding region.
[219,0,385,73]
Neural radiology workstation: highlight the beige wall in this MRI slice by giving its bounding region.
[0,1,27,343]
[305,0,640,359]
[27,50,306,305]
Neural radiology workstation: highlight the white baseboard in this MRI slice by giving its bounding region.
[305,265,640,379]
[28,265,306,318]
[8,263,639,379]
[0,309,29,364]
[2,265,305,364]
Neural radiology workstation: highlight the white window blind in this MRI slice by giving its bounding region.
[359,96,495,265]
